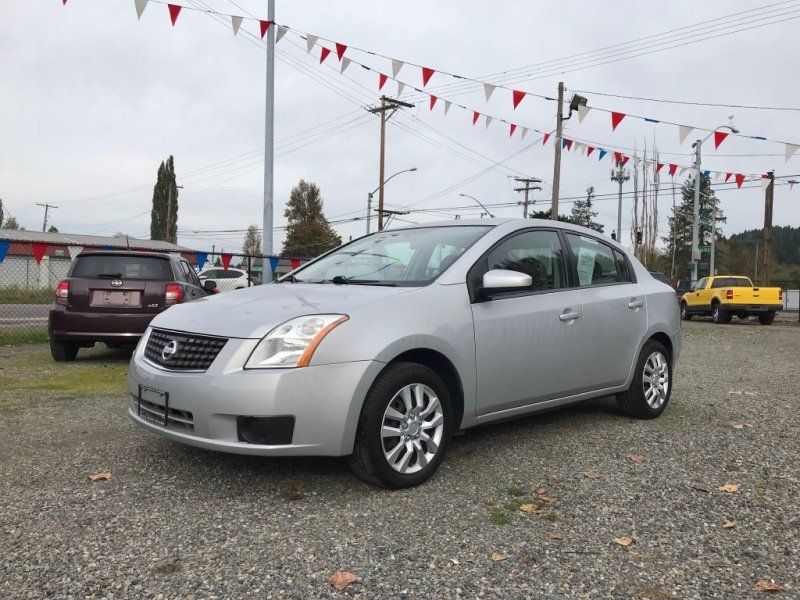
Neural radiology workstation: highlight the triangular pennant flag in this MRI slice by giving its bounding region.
[586,146,595,157]
[290,258,301,270]
[542,133,551,145]
[378,73,388,91]
[713,130,729,149]
[655,162,664,173]
[195,252,208,271]
[306,34,318,53]
[484,83,496,102]
[167,4,181,26]
[725,172,732,182]
[574,142,584,154]
[421,67,435,86]
[231,15,243,36]
[562,137,569,150]
[340,57,352,74]
[565,139,573,151]
[221,253,233,270]
[397,81,405,96]
[0,240,9,264]
[67,245,83,260]
[785,143,799,162]
[669,164,678,176]
[276,25,288,43]
[134,0,148,20]
[429,95,438,110]
[509,124,517,137]
[521,127,528,140]
[32,243,48,265]
[335,43,347,61]
[761,175,771,189]
[443,101,452,116]
[472,111,480,125]
[512,90,526,110]
[268,256,280,275]
[62,0,67,5]
[259,20,271,39]
[621,155,630,167]
[598,149,607,161]
[392,59,404,78]
[714,172,722,181]
[577,104,591,123]
[679,167,687,176]
[319,47,331,63]
[485,115,493,130]
[611,111,626,131]
[702,170,710,179]
[613,151,623,165]
[678,125,694,144]
[735,174,745,188]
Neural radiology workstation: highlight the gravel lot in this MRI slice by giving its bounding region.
[1,319,798,598]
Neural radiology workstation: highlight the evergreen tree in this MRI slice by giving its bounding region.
[0,198,4,227]
[150,156,179,243]
[662,174,725,279]
[569,186,604,232]
[47,225,58,233]
[3,216,20,230]
[281,180,342,257]
[528,209,577,224]
[242,224,262,256]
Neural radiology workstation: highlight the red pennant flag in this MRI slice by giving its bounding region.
[221,253,233,270]
[735,174,745,188]
[656,162,664,173]
[472,111,480,125]
[421,67,435,86]
[319,47,331,64]
[586,146,595,157]
[168,4,182,26]
[565,139,573,151]
[613,151,623,165]
[714,130,729,149]
[542,133,551,145]
[512,90,526,110]
[621,155,630,166]
[259,20,271,38]
[335,43,347,61]
[378,73,388,91]
[611,111,626,131]
[62,0,67,4]
[725,172,732,183]
[668,163,678,176]
[509,124,517,137]
[290,258,301,270]
[429,95,438,110]
[32,243,48,265]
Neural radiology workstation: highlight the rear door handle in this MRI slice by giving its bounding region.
[628,298,644,309]
[559,310,582,322]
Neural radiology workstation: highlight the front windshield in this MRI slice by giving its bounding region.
[290,225,491,286]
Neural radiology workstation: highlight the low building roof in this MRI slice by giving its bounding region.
[0,228,194,252]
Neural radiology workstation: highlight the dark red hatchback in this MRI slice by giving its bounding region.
[48,251,216,361]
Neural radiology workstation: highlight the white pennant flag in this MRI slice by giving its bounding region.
[231,15,243,36]
[340,57,352,74]
[521,127,529,140]
[444,101,451,116]
[574,142,584,154]
[484,83,496,102]
[67,245,83,260]
[678,125,694,145]
[577,104,591,123]
[397,81,405,96]
[679,167,688,176]
[306,34,318,53]
[714,172,722,181]
[276,26,288,43]
[391,59,404,78]
[761,176,771,189]
[785,143,799,162]
[133,0,148,20]
[485,115,493,129]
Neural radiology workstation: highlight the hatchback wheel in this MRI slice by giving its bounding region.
[348,362,452,488]
[617,340,672,419]
[50,339,79,362]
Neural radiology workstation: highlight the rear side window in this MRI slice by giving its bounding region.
[711,278,728,288]
[565,233,627,286]
[71,255,173,280]
[730,277,752,287]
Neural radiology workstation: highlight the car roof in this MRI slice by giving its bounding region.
[76,251,176,260]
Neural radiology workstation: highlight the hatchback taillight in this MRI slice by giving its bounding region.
[55,280,69,306]
[165,283,183,307]
[726,289,734,300]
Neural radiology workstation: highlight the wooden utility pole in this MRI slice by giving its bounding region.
[550,81,565,220]
[368,96,414,230]
[35,203,58,232]
[514,177,542,218]
[760,170,775,285]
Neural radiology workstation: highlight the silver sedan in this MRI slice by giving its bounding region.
[128,219,680,488]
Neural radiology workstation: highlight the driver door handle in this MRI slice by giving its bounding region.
[559,310,582,322]
[628,298,644,309]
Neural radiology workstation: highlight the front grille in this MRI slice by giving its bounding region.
[144,328,228,371]
[137,397,195,432]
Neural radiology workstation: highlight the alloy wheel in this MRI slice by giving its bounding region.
[380,383,444,474]
[642,351,669,409]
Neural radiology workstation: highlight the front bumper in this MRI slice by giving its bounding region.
[127,335,384,456]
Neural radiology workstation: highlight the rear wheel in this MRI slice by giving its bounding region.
[680,302,692,321]
[712,303,731,324]
[617,340,672,419]
[50,339,79,362]
[348,362,453,488]
[758,313,775,325]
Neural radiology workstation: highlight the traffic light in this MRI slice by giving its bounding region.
[635,230,643,246]
[611,231,616,241]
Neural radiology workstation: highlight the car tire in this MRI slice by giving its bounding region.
[758,313,775,325]
[348,362,453,489]
[680,302,692,321]
[50,339,79,362]
[617,339,672,420]
[711,303,731,324]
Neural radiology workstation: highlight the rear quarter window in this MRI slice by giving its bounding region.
[71,255,173,280]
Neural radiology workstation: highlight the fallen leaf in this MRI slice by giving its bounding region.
[534,487,546,495]
[718,484,740,493]
[583,471,601,478]
[520,554,538,565]
[290,482,304,501]
[519,503,541,514]
[628,454,646,464]
[723,520,737,529]
[537,495,556,504]
[732,424,745,430]
[490,552,508,562]
[754,580,784,592]
[744,423,754,428]
[88,471,112,482]
[547,532,564,540]
[613,536,636,547]
[329,571,357,591]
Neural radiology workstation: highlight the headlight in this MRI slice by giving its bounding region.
[244,314,349,369]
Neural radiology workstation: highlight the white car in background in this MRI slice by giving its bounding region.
[198,267,251,292]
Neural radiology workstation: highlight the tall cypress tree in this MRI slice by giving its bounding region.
[281,180,342,257]
[150,156,178,242]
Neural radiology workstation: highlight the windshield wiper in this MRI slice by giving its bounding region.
[96,273,123,278]
[344,279,398,287]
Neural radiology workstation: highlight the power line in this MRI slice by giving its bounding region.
[569,88,800,112]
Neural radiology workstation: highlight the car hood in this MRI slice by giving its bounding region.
[149,282,416,339]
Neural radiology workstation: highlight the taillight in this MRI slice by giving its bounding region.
[55,280,69,306]
[779,290,783,301]
[165,283,183,307]
[726,289,733,300]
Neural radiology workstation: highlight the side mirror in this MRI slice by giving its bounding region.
[478,269,532,300]
[202,280,218,293]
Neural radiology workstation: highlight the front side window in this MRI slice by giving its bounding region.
[565,233,625,287]
[485,230,566,291]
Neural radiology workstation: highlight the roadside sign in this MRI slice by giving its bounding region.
[699,246,711,254]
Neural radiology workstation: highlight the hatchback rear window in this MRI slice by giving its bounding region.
[71,255,173,280]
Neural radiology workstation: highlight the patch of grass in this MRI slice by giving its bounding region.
[0,286,53,304]
[507,485,526,497]
[489,507,509,525]
[539,513,560,522]
[0,329,49,345]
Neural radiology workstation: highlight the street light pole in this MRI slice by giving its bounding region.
[458,193,495,218]
[611,163,629,242]
[366,167,417,234]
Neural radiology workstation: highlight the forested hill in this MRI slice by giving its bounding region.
[729,226,800,266]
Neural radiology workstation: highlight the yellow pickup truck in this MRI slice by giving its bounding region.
[680,276,783,325]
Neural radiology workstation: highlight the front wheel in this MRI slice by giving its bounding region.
[680,302,692,321]
[348,362,453,488]
[617,340,672,419]
[50,339,79,362]
[758,313,775,325]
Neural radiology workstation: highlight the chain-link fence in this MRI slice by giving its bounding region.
[0,241,308,346]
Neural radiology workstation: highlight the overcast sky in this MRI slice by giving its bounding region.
[2,0,799,254]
